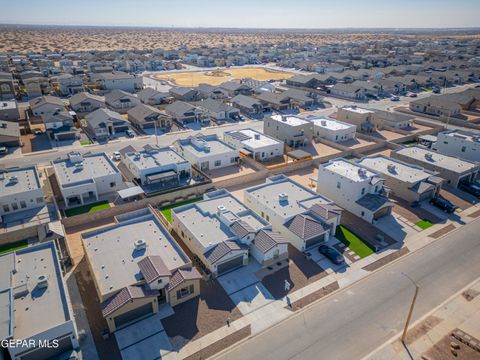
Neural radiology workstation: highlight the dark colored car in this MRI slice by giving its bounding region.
[432,87,441,94]
[318,245,344,265]
[430,195,458,213]
[459,182,480,197]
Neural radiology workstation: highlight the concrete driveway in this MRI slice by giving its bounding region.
[217,260,262,296]
[375,213,418,241]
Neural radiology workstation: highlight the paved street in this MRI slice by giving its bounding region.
[215,218,480,360]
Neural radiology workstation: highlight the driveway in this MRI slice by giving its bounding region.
[217,260,262,295]
[375,213,418,241]
[441,187,477,210]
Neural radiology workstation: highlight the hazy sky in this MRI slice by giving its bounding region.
[0,0,479,28]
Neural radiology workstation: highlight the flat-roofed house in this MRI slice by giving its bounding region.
[105,89,141,113]
[336,105,379,132]
[318,159,394,223]
[433,130,480,162]
[69,92,106,113]
[0,120,20,147]
[264,114,313,148]
[223,128,283,161]
[127,103,172,131]
[309,117,356,142]
[85,108,131,140]
[0,100,20,121]
[52,152,123,207]
[93,71,142,92]
[0,242,79,359]
[174,134,239,172]
[391,146,479,188]
[172,189,288,276]
[81,207,200,332]
[244,175,342,251]
[357,155,443,203]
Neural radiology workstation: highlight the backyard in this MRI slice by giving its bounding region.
[0,240,28,255]
[64,200,111,217]
[335,225,375,258]
[160,197,202,223]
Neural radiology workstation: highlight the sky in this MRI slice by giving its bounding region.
[0,0,479,29]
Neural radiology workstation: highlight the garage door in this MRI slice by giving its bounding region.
[217,255,244,275]
[305,233,325,249]
[374,206,392,220]
[114,303,153,329]
[115,126,130,132]
[419,190,434,202]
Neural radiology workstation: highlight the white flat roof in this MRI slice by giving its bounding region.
[270,114,309,127]
[125,148,189,171]
[323,159,377,182]
[0,166,41,196]
[309,117,356,131]
[226,128,281,150]
[178,135,237,158]
[441,130,480,143]
[341,105,375,114]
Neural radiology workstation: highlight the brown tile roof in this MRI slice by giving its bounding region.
[204,240,248,265]
[254,230,288,253]
[166,267,202,291]
[101,286,158,317]
[309,203,342,220]
[230,220,255,238]
[284,214,329,240]
[137,255,171,284]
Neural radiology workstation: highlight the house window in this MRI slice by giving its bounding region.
[461,146,466,152]
[11,203,18,211]
[266,215,270,222]
[261,211,265,218]
[20,201,27,209]
[336,181,341,189]
[230,157,236,164]
[361,188,365,195]
[214,160,221,167]
[335,135,338,140]
[110,182,116,188]
[177,285,194,299]
[3,205,9,212]
[361,211,365,217]
[158,279,162,284]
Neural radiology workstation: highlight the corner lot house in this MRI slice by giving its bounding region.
[81,207,200,333]
[52,152,123,207]
[336,105,379,132]
[85,108,131,140]
[318,159,394,223]
[357,155,443,203]
[172,189,288,276]
[433,130,479,162]
[309,117,356,142]
[121,145,191,189]
[127,103,172,131]
[105,89,141,113]
[0,120,20,147]
[391,146,479,188]
[223,128,284,161]
[174,134,239,172]
[264,114,313,148]
[0,241,79,360]
[244,175,342,252]
[69,92,106,113]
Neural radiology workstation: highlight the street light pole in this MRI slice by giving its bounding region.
[401,272,419,344]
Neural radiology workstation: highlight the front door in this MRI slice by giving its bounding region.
[158,288,166,304]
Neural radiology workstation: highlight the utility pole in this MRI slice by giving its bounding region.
[153,119,159,147]
[401,272,419,344]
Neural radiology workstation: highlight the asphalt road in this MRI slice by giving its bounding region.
[215,218,480,360]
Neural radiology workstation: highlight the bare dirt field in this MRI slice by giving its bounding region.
[154,67,294,86]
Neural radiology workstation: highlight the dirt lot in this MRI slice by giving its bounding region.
[155,67,294,87]
[339,137,377,150]
[286,165,318,190]
[304,141,342,158]
[372,129,405,141]
[423,332,480,360]
[360,146,392,157]
[206,162,257,183]
[20,133,52,153]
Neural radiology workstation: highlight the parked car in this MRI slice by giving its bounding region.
[407,92,417,98]
[390,95,400,101]
[459,182,480,197]
[318,245,344,265]
[432,87,441,94]
[430,195,458,213]
[126,129,135,138]
[0,146,7,155]
[112,151,121,161]
[33,128,42,135]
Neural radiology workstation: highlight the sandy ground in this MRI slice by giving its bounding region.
[154,68,294,86]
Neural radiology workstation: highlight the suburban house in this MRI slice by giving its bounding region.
[280,88,317,108]
[51,152,123,207]
[244,175,342,252]
[336,105,379,132]
[42,109,76,141]
[357,155,443,203]
[309,117,356,142]
[0,242,79,360]
[196,83,229,100]
[120,145,191,189]
[239,79,275,93]
[219,81,253,96]
[136,87,172,105]
[174,134,239,172]
[264,114,313,148]
[85,108,131,140]
[433,130,479,162]
[93,71,142,92]
[105,89,141,113]
[57,74,84,96]
[286,73,336,88]
[69,92,106,113]
[373,110,414,129]
[127,103,172,131]
[230,94,264,116]
[172,189,289,276]
[194,98,241,122]
[81,207,201,333]
[391,146,479,188]
[0,71,15,100]
[329,83,367,100]
[165,101,206,125]
[169,87,200,102]
[0,120,20,147]
[409,96,462,118]
[256,92,293,111]
[0,100,20,121]
[317,159,394,223]
[30,95,66,117]
[223,128,284,161]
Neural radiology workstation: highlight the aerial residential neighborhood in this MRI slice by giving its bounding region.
[0,2,480,360]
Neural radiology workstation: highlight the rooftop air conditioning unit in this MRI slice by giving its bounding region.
[37,274,48,289]
[279,193,288,202]
[134,239,147,251]
[75,162,84,169]
[217,205,227,213]
[387,164,396,173]
[358,168,367,177]
[424,153,434,161]
[9,175,18,184]
[321,120,327,126]
[254,134,260,140]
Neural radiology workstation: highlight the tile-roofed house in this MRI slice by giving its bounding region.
[69,91,106,113]
[85,108,131,140]
[136,87,172,105]
[127,103,172,131]
[165,101,206,125]
[137,256,172,284]
[194,98,240,122]
[230,94,264,116]
[223,128,284,161]
[101,285,158,317]
[284,214,330,241]
[253,230,288,254]
[105,89,141,113]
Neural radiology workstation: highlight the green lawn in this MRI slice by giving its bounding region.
[160,197,203,223]
[80,141,93,146]
[415,219,433,230]
[64,200,111,217]
[0,240,28,255]
[335,225,375,258]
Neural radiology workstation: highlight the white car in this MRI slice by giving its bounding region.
[112,151,121,161]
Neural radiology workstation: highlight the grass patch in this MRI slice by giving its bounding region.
[160,197,202,223]
[415,219,433,230]
[335,225,375,258]
[402,140,418,147]
[80,141,93,146]
[0,240,28,255]
[64,200,111,217]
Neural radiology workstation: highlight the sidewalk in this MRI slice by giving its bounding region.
[366,278,480,360]
[161,205,480,360]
